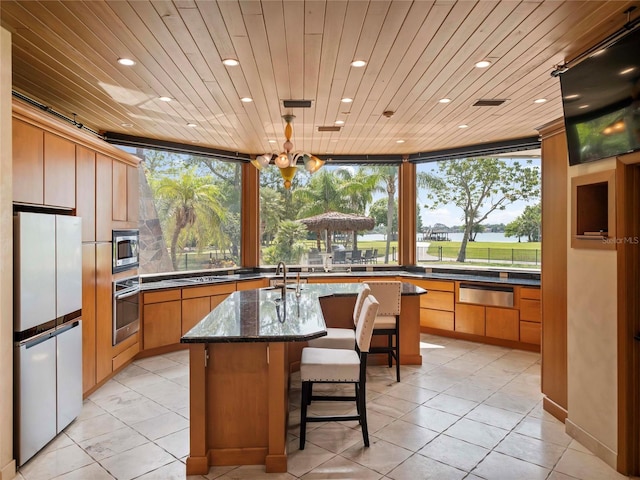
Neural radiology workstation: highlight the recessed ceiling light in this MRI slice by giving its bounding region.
[620,67,636,75]
[458,124,469,129]
[159,96,172,102]
[578,105,590,109]
[351,60,367,68]
[341,98,353,103]
[396,140,405,143]
[335,120,345,125]
[268,140,277,143]
[222,58,239,66]
[240,97,253,103]
[117,58,136,66]
[187,123,197,127]
[534,98,547,104]
[475,60,492,68]
[438,98,451,104]
[120,123,133,127]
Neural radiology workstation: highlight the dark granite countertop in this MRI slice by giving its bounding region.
[180,283,426,344]
[142,268,539,291]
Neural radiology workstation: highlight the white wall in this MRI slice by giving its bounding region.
[566,158,618,466]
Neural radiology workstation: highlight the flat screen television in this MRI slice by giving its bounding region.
[560,27,640,165]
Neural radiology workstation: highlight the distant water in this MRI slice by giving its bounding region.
[359,232,514,243]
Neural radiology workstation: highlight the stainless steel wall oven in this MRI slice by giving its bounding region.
[113,276,140,345]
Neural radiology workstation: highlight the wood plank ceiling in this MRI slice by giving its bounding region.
[1,0,638,157]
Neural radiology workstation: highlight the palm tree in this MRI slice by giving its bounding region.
[364,166,398,263]
[339,169,379,250]
[153,168,227,269]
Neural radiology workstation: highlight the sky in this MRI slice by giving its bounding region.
[416,156,541,228]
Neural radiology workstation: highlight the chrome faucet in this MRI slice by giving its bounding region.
[275,261,287,291]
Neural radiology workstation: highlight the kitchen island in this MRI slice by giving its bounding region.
[180,282,426,474]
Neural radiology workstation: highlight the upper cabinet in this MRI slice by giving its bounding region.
[12,100,140,236]
[13,119,44,205]
[44,133,75,208]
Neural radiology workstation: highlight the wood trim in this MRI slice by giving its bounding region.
[12,99,140,167]
[241,162,259,267]
[134,343,188,360]
[266,342,287,473]
[208,447,269,467]
[616,154,640,475]
[186,344,208,475]
[398,160,416,266]
[421,326,540,352]
[538,121,568,411]
[543,396,568,422]
[112,341,139,371]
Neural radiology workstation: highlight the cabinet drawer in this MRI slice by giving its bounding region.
[520,321,541,345]
[236,279,268,290]
[421,309,454,330]
[421,290,454,311]
[112,342,139,371]
[520,299,541,322]
[413,279,454,292]
[143,289,181,304]
[182,283,235,299]
[520,287,540,300]
[454,304,485,335]
[486,307,519,341]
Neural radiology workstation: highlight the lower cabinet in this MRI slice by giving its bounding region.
[181,284,235,335]
[455,304,486,335]
[142,290,182,349]
[486,307,519,341]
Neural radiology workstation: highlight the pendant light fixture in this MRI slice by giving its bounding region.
[250,115,325,189]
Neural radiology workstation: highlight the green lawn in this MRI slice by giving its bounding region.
[423,240,541,265]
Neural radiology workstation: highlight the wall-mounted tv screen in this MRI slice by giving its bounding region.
[560,27,640,166]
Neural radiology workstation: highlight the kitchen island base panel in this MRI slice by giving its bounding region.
[187,343,288,474]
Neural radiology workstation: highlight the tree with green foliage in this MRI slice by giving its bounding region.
[262,220,309,265]
[152,168,227,270]
[505,204,541,242]
[419,158,539,262]
[365,166,398,263]
[370,198,398,234]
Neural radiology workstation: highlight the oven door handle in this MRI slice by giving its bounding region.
[115,289,140,300]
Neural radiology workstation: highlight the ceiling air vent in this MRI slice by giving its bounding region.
[282,99,313,108]
[318,126,342,132]
[473,99,508,107]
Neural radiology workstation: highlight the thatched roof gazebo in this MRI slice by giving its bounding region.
[297,211,375,252]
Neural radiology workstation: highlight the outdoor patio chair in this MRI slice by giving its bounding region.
[362,249,373,263]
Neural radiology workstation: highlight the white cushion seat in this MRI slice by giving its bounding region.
[307,328,355,350]
[300,347,360,382]
[373,315,397,329]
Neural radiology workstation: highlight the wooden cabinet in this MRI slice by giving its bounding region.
[44,132,75,208]
[12,119,44,204]
[76,146,96,242]
[95,243,114,383]
[81,244,97,394]
[95,154,113,241]
[455,304,485,335]
[182,284,235,335]
[412,279,455,331]
[520,299,541,322]
[486,307,519,341]
[112,160,128,221]
[127,165,139,222]
[143,290,182,349]
[520,321,541,345]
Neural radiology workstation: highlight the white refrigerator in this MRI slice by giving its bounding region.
[14,212,83,466]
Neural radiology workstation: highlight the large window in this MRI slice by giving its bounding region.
[259,164,399,268]
[416,155,541,270]
[121,146,242,274]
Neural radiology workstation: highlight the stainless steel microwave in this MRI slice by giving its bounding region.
[112,229,139,273]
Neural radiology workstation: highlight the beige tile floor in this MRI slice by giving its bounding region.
[14,334,634,480]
